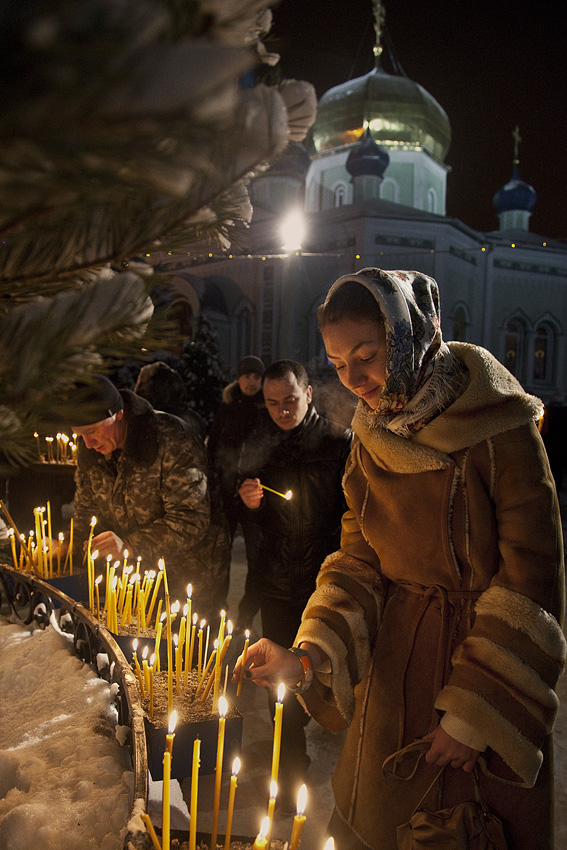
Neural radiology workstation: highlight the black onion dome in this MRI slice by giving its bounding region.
[346,127,390,178]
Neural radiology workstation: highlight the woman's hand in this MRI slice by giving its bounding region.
[423,725,480,773]
[232,638,303,689]
[238,478,263,510]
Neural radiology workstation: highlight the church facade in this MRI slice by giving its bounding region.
[150,6,567,403]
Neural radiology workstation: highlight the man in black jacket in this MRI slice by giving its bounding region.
[208,355,265,627]
[238,359,352,809]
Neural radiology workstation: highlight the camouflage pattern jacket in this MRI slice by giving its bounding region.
[73,390,229,615]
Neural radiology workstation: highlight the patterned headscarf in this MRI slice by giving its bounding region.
[324,268,466,435]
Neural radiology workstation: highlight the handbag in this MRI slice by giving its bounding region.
[384,742,508,850]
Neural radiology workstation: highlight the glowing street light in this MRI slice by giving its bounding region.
[280,208,306,252]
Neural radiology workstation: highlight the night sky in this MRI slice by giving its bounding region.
[271,0,567,241]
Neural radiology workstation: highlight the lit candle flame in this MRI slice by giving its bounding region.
[296,784,307,816]
[270,780,278,801]
[187,583,192,598]
[258,816,270,840]
[142,645,148,660]
[218,696,228,718]
[232,757,241,776]
[91,549,98,560]
[277,682,285,703]
[168,710,178,734]
[324,839,335,850]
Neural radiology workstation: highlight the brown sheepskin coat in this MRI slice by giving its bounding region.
[297,342,566,850]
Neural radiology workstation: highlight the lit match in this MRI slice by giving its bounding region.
[261,485,292,501]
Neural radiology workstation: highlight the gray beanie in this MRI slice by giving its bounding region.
[237,356,264,377]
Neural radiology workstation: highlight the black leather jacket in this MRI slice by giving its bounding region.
[237,405,352,601]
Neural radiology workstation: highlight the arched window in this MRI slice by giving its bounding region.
[533,324,553,382]
[504,320,524,378]
[236,307,253,361]
[381,177,399,204]
[451,305,468,341]
[334,182,347,207]
[427,187,438,213]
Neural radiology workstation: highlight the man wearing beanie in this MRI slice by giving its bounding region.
[70,374,230,617]
[208,355,265,627]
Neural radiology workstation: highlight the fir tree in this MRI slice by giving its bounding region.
[179,313,227,426]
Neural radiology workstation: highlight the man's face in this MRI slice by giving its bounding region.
[263,372,312,431]
[238,372,262,397]
[73,411,126,456]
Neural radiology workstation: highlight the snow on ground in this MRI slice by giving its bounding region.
[0,614,133,850]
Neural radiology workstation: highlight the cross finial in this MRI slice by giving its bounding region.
[512,125,521,166]
[372,1,386,64]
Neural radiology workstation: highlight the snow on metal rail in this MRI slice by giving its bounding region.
[0,562,153,850]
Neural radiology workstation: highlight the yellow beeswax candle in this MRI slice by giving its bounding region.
[213,610,226,712]
[162,749,172,850]
[147,563,163,625]
[189,737,201,850]
[265,780,277,849]
[142,645,151,694]
[140,813,161,850]
[132,639,145,697]
[236,630,250,697]
[165,709,177,755]
[154,613,165,673]
[185,611,196,686]
[199,642,218,702]
[197,620,204,679]
[47,501,52,575]
[270,683,285,785]
[174,632,181,694]
[166,594,173,716]
[289,784,307,850]
[8,528,18,570]
[224,757,241,850]
[95,575,102,620]
[253,816,270,850]
[210,696,227,850]
[57,532,63,576]
[149,654,155,719]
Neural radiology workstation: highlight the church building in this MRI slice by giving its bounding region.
[151,1,567,403]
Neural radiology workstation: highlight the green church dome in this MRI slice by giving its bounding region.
[311,65,451,162]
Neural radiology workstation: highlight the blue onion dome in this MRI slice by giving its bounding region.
[492,166,537,214]
[346,127,390,178]
[311,65,451,162]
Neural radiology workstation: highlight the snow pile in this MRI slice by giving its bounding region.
[0,616,133,850]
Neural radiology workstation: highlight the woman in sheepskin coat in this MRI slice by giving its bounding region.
[234,268,565,850]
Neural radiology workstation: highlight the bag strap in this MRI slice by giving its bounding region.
[383,741,491,818]
[382,739,432,781]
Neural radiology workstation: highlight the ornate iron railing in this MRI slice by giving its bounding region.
[0,563,152,850]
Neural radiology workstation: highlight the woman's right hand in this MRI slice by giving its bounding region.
[232,638,303,689]
[238,478,263,510]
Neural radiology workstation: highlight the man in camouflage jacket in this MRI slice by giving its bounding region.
[72,376,229,617]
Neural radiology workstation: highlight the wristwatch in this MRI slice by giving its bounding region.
[286,646,314,693]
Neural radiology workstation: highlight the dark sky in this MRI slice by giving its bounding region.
[271,0,567,241]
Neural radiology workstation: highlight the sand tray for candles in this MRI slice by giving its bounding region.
[142,670,240,726]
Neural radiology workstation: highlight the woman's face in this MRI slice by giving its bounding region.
[323,317,387,410]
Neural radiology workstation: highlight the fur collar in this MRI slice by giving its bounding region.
[352,342,543,474]
[221,380,263,407]
[78,389,161,468]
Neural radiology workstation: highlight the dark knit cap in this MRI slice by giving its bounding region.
[237,356,264,377]
[69,375,124,426]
